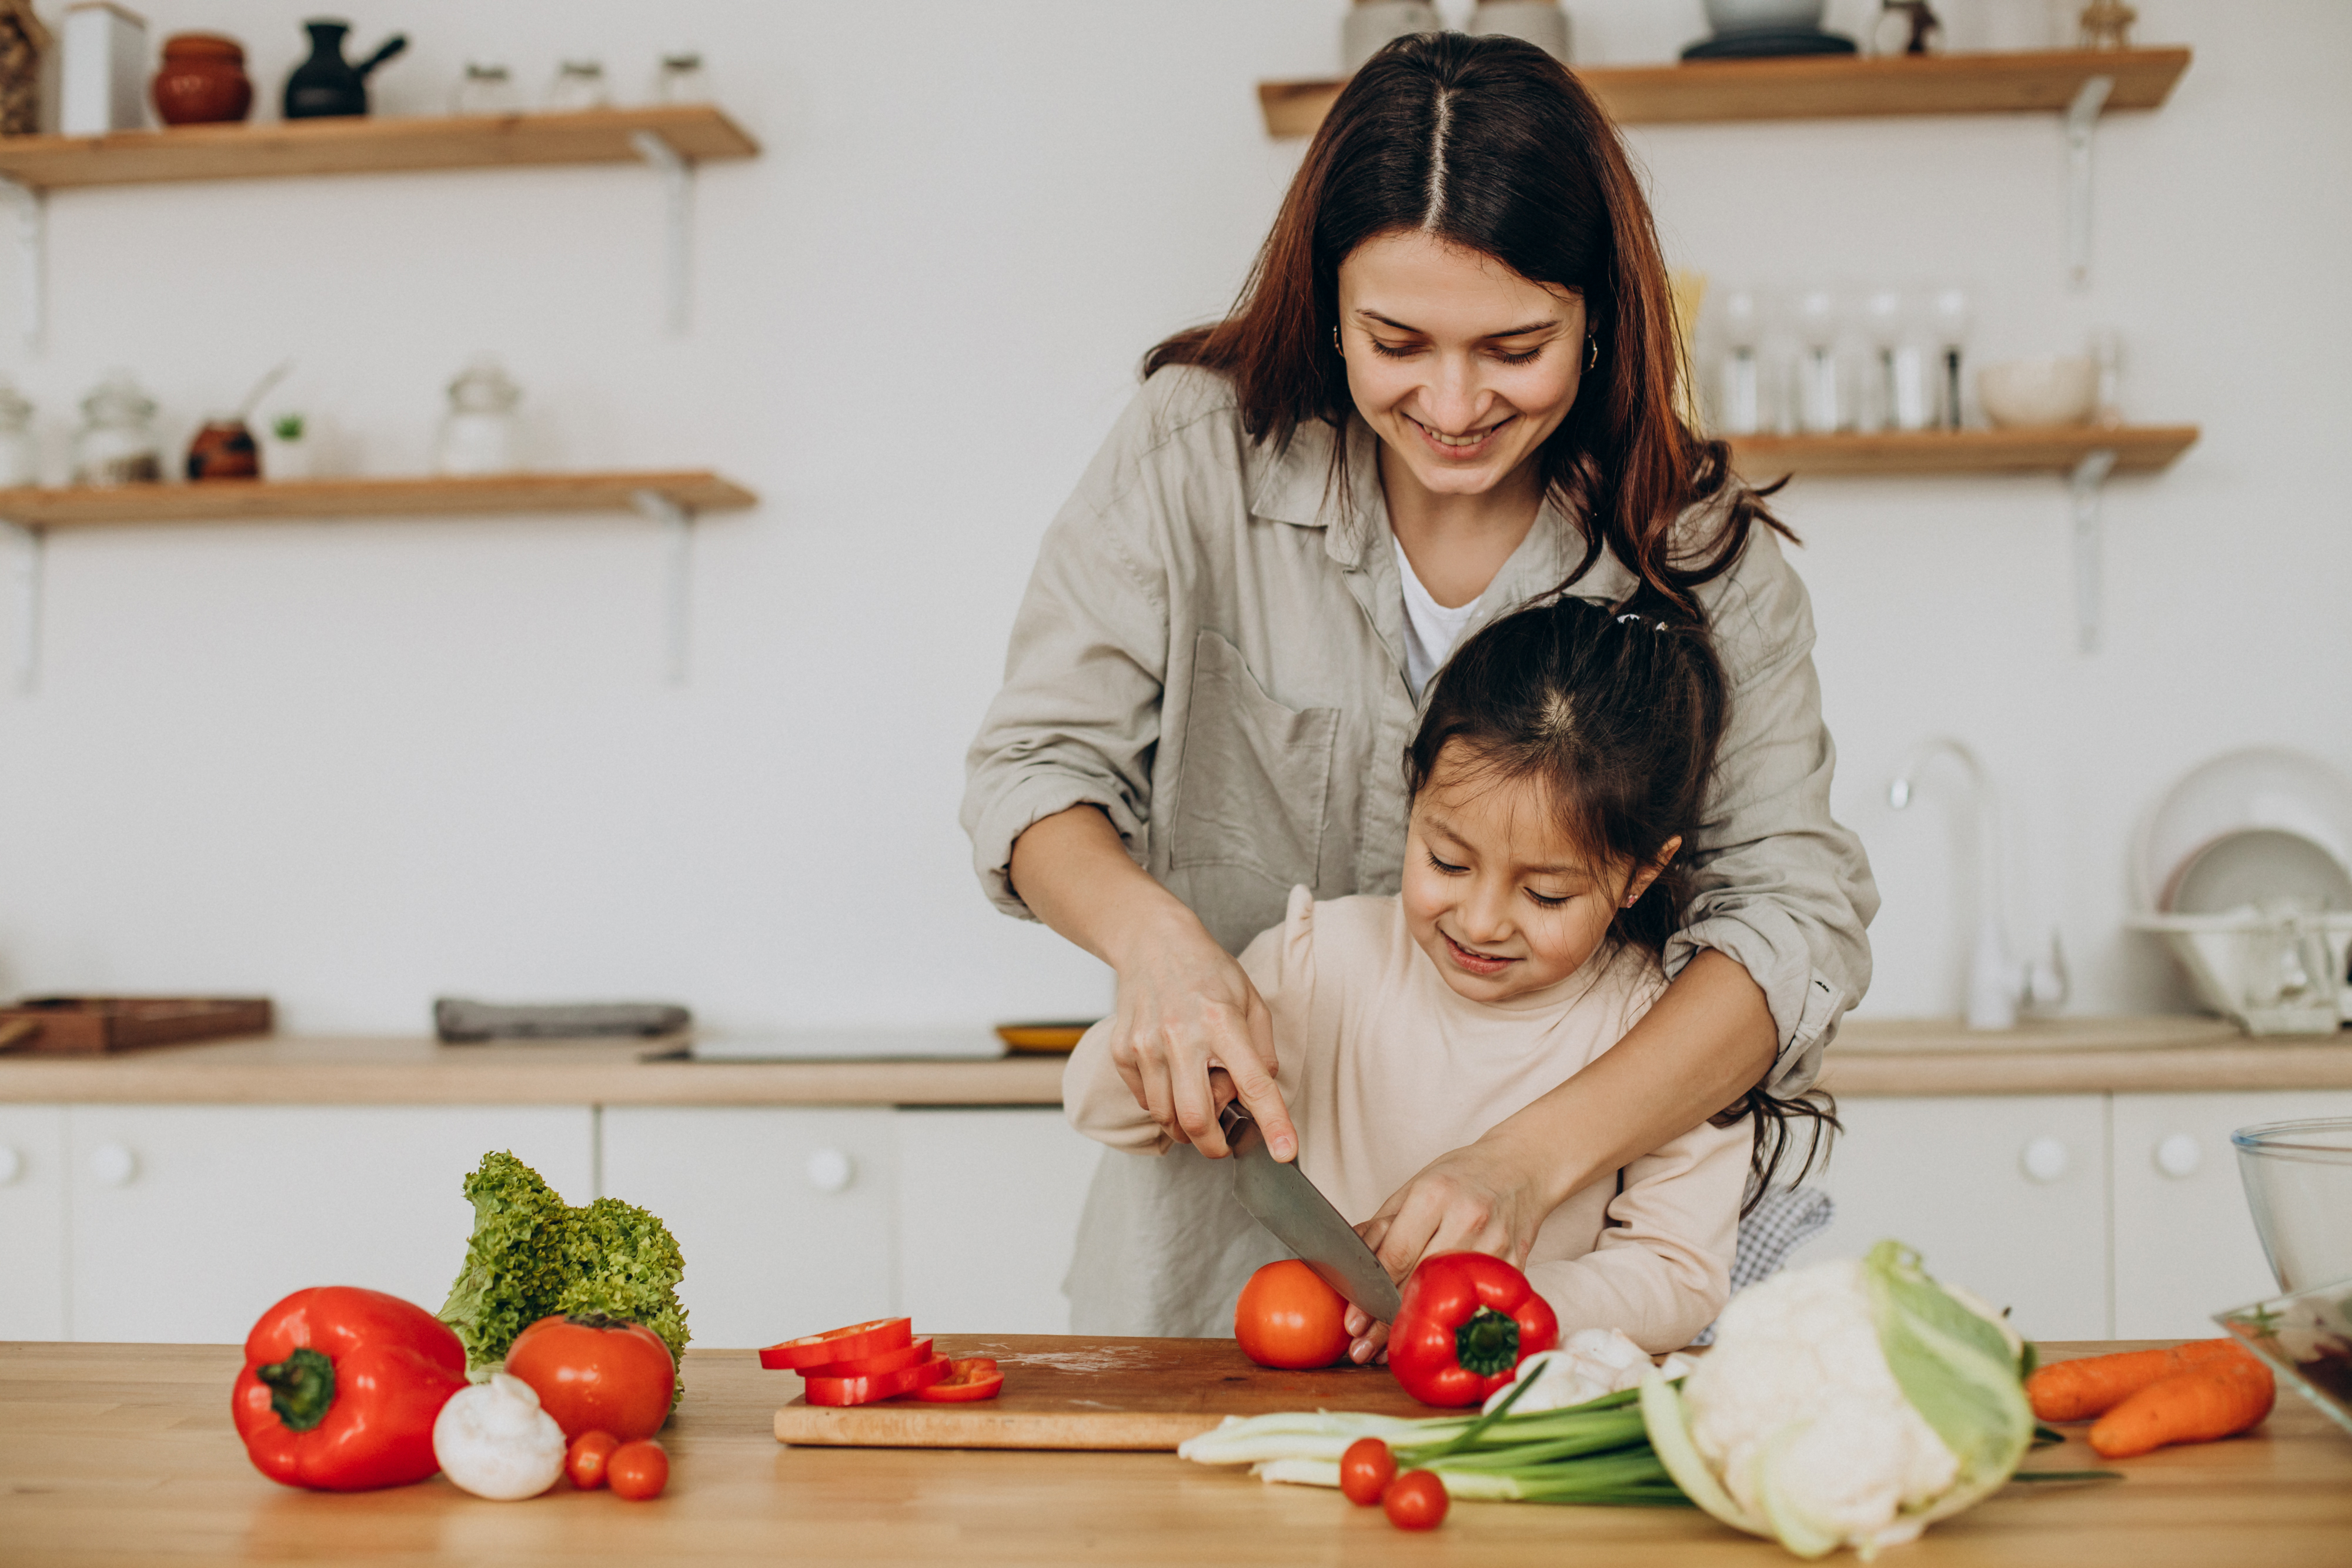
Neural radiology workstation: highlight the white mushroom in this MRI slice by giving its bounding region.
[432,1372,567,1500]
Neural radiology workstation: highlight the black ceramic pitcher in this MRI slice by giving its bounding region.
[282,19,407,119]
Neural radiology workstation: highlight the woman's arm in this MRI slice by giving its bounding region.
[1011,804,1299,1162]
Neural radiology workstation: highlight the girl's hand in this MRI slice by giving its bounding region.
[1105,906,1298,1162]
[1342,1303,1390,1365]
[1357,1134,1551,1282]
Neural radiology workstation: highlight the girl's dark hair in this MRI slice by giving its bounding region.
[1405,590,1836,1208]
[1145,32,1792,613]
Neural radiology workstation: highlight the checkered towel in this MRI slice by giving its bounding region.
[1689,1184,1835,1346]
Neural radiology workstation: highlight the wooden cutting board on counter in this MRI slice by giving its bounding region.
[773,1333,1443,1450]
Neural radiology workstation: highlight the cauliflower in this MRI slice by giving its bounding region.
[1641,1241,2033,1560]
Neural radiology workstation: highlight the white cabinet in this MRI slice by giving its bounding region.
[65,1105,592,1343]
[599,1106,898,1350]
[1792,1094,2111,1339]
[0,1104,66,1339]
[896,1107,1103,1334]
[2110,1090,2352,1339]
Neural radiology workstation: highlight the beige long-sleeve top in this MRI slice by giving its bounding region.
[1064,887,1749,1353]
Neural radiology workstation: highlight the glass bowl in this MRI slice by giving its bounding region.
[2216,1275,2352,1440]
[2234,1119,2352,1291]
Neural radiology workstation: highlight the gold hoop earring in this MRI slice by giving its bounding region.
[1586,335,1600,370]
[1332,325,1343,355]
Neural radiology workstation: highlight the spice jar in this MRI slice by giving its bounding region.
[434,357,524,477]
[0,378,34,488]
[72,374,163,486]
[152,33,253,126]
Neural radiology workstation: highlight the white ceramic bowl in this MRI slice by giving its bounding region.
[1976,356,2099,429]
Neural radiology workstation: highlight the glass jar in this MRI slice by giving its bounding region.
[0,379,35,487]
[653,52,710,105]
[73,373,163,486]
[435,357,524,477]
[544,59,612,113]
[452,61,522,116]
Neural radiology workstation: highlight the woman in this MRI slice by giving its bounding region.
[961,34,1875,1348]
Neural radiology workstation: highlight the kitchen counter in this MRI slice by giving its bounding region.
[0,1015,2344,1105]
[2,1338,2346,1567]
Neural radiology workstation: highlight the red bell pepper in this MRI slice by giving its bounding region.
[759,1317,911,1371]
[1385,1253,1559,1408]
[802,1353,953,1406]
[231,1285,471,1491]
[914,1357,1004,1402]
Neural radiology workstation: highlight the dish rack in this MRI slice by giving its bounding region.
[2129,910,2352,1036]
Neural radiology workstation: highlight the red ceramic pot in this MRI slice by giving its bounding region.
[186,420,259,481]
[152,34,253,126]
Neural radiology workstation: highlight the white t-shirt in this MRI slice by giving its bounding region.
[1393,533,1482,696]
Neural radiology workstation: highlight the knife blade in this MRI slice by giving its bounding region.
[1218,1099,1402,1323]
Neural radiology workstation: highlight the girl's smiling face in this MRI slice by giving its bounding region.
[1402,741,1678,1004]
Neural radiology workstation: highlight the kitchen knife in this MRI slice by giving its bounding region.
[1218,1099,1402,1323]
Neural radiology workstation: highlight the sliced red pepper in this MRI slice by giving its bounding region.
[914,1357,1004,1402]
[803,1354,952,1407]
[800,1336,934,1380]
[759,1317,911,1371]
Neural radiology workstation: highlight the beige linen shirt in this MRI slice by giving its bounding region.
[963,366,1875,1335]
[1067,889,1747,1352]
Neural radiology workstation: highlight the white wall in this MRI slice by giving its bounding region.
[0,1,2339,1031]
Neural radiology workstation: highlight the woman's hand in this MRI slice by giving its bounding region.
[1103,905,1296,1161]
[1008,804,1298,1162]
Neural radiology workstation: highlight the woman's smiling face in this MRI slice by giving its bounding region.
[1335,229,1587,501]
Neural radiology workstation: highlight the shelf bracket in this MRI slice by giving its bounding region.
[629,131,693,336]
[2069,448,2117,653]
[631,489,693,685]
[0,176,43,353]
[6,520,41,694]
[2065,74,2114,290]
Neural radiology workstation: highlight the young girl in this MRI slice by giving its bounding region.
[1064,592,1832,1353]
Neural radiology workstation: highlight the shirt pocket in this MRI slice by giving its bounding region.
[1169,628,1338,892]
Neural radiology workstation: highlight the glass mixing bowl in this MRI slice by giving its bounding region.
[2234,1119,2352,1291]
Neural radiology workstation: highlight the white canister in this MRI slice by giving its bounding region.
[1342,1,1440,75]
[434,357,524,477]
[1468,1,1571,62]
[60,2,146,135]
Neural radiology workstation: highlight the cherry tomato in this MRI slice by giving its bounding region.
[1233,1261,1352,1370]
[758,1318,911,1372]
[801,1354,952,1406]
[505,1314,676,1443]
[607,1439,669,1501]
[1339,1437,1396,1506]
[914,1358,1004,1402]
[1384,1469,1448,1530]
[799,1336,934,1380]
[566,1430,619,1490]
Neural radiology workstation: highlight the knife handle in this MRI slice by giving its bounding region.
[1217,1099,1252,1142]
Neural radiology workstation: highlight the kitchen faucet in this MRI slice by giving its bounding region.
[1889,737,2068,1029]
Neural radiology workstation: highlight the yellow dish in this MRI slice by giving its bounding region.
[994,1020,1097,1055]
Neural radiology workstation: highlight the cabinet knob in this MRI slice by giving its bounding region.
[0,1144,19,1185]
[2020,1136,2070,1184]
[805,1148,854,1194]
[2154,1132,2203,1179]
[89,1142,138,1188]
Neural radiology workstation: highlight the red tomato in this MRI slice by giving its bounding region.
[1339,1437,1396,1506]
[1384,1469,1448,1530]
[914,1358,1004,1402]
[607,1439,668,1502]
[566,1430,619,1490]
[758,1318,911,1372]
[801,1354,952,1407]
[1233,1261,1352,1370]
[505,1315,676,1443]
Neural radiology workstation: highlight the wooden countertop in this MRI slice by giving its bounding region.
[2,1338,2346,1567]
[0,1016,2344,1105]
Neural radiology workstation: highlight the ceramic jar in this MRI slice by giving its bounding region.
[186,419,259,480]
[72,374,163,486]
[1468,1,1572,62]
[151,33,252,126]
[1342,1,1440,74]
[435,357,524,477]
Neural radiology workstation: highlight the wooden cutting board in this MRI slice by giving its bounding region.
[772,1333,1448,1450]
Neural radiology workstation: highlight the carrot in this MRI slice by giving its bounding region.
[2087,1351,2276,1459]
[2026,1339,2245,1421]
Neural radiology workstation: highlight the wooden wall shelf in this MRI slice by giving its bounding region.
[0,105,759,191]
[0,471,756,528]
[1725,424,2198,479]
[1258,46,2190,137]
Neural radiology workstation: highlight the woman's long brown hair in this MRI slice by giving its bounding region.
[1147,32,1790,612]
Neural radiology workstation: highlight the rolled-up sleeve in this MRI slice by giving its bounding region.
[960,392,1179,921]
[1667,526,1879,1095]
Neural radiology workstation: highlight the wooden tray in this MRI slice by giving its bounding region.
[773,1334,1444,1450]
[0,996,273,1054]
